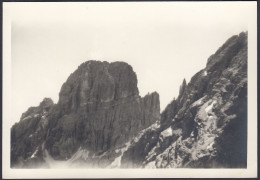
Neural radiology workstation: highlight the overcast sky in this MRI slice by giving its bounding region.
[7,2,254,125]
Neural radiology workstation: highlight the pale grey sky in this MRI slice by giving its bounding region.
[8,2,253,125]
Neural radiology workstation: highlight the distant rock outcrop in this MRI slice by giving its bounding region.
[11,98,54,168]
[11,61,160,168]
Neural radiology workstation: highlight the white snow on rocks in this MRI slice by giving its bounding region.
[109,154,122,168]
[191,135,216,161]
[145,143,159,162]
[160,127,173,138]
[206,141,214,150]
[109,141,131,168]
[188,98,220,162]
[191,96,207,108]
[205,100,217,113]
[30,147,38,158]
[69,147,89,161]
[197,99,217,122]
[172,129,182,136]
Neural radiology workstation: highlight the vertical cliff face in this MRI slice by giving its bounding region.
[121,32,247,168]
[57,61,139,114]
[11,61,160,167]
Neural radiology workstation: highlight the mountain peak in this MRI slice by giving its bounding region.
[11,60,160,167]
[58,60,139,114]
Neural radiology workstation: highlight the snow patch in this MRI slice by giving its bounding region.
[109,141,131,168]
[145,146,157,162]
[172,129,182,136]
[190,98,219,161]
[205,100,217,113]
[30,147,38,158]
[191,96,207,108]
[207,142,214,150]
[203,71,207,76]
[160,127,173,138]
[197,100,217,121]
[191,135,216,161]
[69,147,89,161]
[110,155,122,168]
[220,86,227,93]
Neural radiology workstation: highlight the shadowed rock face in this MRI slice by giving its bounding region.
[11,98,54,168]
[121,32,247,168]
[11,61,160,167]
[57,61,139,114]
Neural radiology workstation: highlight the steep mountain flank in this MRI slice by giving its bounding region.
[11,98,54,168]
[121,32,247,168]
[11,61,160,168]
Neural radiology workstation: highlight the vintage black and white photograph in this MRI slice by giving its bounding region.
[2,1,257,178]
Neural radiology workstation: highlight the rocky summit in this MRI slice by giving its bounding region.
[11,61,160,168]
[11,32,247,168]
